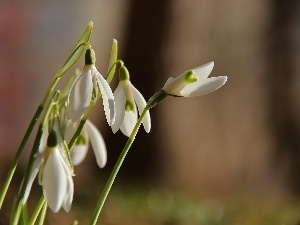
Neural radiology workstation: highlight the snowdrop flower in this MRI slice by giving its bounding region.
[64,120,107,168]
[23,130,74,213]
[163,62,227,97]
[112,65,151,137]
[67,48,115,126]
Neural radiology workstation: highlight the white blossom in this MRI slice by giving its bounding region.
[163,62,227,97]
[23,131,74,213]
[112,66,151,137]
[67,49,115,126]
[65,120,107,168]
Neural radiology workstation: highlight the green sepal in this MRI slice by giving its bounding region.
[47,130,58,147]
[85,48,95,65]
[119,66,130,81]
[147,89,168,109]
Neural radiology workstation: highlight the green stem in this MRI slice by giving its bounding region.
[20,203,28,225]
[89,90,167,225]
[0,44,86,209]
[0,75,61,209]
[10,92,60,225]
[37,200,47,225]
[28,197,46,225]
[68,100,96,151]
[0,105,43,209]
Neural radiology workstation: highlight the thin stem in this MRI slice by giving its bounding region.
[10,92,60,225]
[20,204,28,225]
[10,125,44,225]
[89,90,167,225]
[11,203,23,225]
[0,77,60,209]
[68,100,96,151]
[0,45,87,210]
[28,197,46,225]
[89,106,149,225]
[37,201,47,225]
[0,105,43,209]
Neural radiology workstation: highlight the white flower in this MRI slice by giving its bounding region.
[23,130,74,213]
[112,66,151,137]
[163,62,227,97]
[67,49,115,126]
[64,120,107,168]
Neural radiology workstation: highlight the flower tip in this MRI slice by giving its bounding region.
[221,76,228,84]
[111,126,118,134]
[205,61,214,69]
[113,38,118,43]
[145,127,151,133]
[88,21,93,28]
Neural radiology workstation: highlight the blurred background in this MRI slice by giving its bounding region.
[1,0,300,224]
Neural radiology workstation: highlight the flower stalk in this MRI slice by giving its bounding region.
[10,91,60,225]
[89,90,165,225]
[28,197,46,225]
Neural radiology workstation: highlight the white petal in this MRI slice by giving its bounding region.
[130,83,151,133]
[120,109,137,137]
[163,76,176,87]
[111,84,126,133]
[42,148,67,213]
[62,174,74,212]
[61,159,74,212]
[70,145,89,166]
[85,120,107,168]
[22,154,44,204]
[181,76,228,97]
[67,66,93,122]
[65,120,89,165]
[162,76,187,96]
[95,72,116,126]
[193,62,214,79]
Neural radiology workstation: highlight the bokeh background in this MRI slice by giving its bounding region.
[1,0,300,224]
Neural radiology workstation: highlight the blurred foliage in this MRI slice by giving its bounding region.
[68,185,300,225]
[2,168,300,225]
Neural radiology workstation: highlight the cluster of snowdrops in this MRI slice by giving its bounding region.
[0,22,227,225]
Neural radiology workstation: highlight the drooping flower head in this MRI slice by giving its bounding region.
[23,128,74,213]
[163,62,227,97]
[67,48,115,126]
[64,120,107,168]
[112,65,151,137]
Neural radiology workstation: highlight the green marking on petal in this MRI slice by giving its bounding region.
[125,100,134,112]
[184,70,198,83]
[76,134,87,145]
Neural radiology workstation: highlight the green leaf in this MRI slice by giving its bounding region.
[56,21,93,78]
[106,39,118,84]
